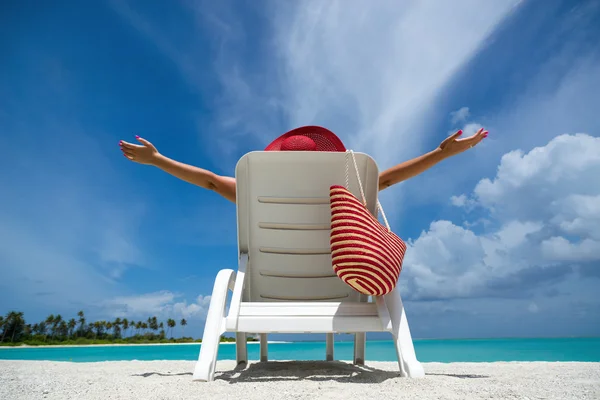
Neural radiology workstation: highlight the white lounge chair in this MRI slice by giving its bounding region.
[193,151,424,381]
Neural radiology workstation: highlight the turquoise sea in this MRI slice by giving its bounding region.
[1,338,599,363]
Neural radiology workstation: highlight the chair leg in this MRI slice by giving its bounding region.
[260,333,268,362]
[385,288,425,378]
[326,333,334,361]
[353,332,365,365]
[236,332,247,364]
[193,269,235,381]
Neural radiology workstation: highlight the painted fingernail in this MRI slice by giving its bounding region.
[135,135,140,138]
[457,130,463,135]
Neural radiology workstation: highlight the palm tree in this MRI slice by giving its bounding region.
[67,319,77,338]
[0,310,203,344]
[94,321,105,339]
[122,319,129,338]
[167,319,176,338]
[53,315,63,339]
[158,322,165,339]
[92,321,100,338]
[77,310,85,337]
[113,318,122,338]
[24,324,32,339]
[180,319,187,337]
[0,315,5,342]
[15,312,25,341]
[58,320,68,339]
[1,312,17,342]
[32,323,40,336]
[149,316,158,335]
[45,314,55,340]
[37,321,47,341]
[2,311,25,342]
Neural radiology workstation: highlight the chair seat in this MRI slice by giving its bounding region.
[231,301,386,333]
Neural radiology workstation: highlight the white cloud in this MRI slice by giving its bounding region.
[494,220,543,250]
[541,237,600,263]
[472,133,600,223]
[103,291,212,320]
[450,194,468,207]
[450,107,471,125]
[450,194,478,212]
[401,221,488,300]
[401,133,600,301]
[460,122,485,137]
[551,194,600,240]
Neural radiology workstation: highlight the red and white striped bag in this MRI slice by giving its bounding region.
[329,150,407,296]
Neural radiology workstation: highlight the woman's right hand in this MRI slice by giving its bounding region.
[119,135,160,165]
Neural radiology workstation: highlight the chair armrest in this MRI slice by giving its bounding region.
[225,253,249,330]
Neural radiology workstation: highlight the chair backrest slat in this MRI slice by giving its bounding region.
[235,151,380,302]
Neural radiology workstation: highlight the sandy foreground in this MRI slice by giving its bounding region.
[1,360,599,400]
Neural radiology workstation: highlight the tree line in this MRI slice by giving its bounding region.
[0,310,251,346]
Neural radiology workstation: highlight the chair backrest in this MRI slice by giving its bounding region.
[235,151,380,303]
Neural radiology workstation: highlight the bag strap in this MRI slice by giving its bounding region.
[344,150,392,232]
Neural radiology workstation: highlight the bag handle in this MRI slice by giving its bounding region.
[344,150,392,232]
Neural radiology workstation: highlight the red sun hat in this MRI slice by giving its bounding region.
[264,125,346,152]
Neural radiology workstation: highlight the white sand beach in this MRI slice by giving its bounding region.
[1,360,598,400]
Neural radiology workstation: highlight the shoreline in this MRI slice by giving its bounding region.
[0,341,290,349]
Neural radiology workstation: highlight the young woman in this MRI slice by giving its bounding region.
[118,125,488,203]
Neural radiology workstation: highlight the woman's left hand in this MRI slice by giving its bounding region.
[438,127,488,158]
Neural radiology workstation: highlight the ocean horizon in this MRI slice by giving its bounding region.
[1,337,599,363]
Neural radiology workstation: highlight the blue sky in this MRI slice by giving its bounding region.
[1,0,599,340]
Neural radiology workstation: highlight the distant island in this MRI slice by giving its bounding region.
[0,310,258,347]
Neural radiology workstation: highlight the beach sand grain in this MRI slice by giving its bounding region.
[1,360,598,400]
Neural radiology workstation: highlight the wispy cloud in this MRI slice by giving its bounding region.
[108,0,207,90]
[450,107,471,125]
[103,290,211,320]
[243,0,521,168]
[111,0,520,169]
